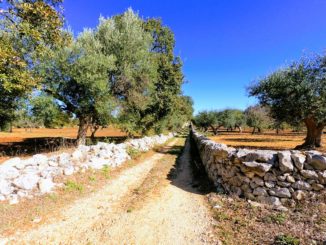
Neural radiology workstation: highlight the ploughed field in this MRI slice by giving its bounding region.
[0,127,127,163]
[210,130,326,153]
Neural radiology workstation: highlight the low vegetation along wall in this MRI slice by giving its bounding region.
[191,130,326,208]
[0,133,174,204]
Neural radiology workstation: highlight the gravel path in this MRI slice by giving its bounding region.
[6,138,215,244]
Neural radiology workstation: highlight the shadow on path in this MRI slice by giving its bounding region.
[156,136,214,195]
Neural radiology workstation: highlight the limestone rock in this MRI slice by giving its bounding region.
[241,161,272,177]
[63,166,74,176]
[32,154,48,166]
[318,171,326,184]
[291,153,305,170]
[278,151,294,172]
[14,174,40,190]
[0,179,13,195]
[258,196,282,206]
[300,170,318,180]
[0,165,20,180]
[253,187,267,196]
[286,175,295,183]
[264,172,277,182]
[58,153,71,167]
[309,154,326,170]
[2,157,21,167]
[292,180,311,191]
[269,187,291,198]
[252,176,264,187]
[265,181,275,188]
[311,183,324,191]
[292,190,305,200]
[38,178,55,193]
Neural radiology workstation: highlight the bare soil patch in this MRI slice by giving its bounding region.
[210,130,326,153]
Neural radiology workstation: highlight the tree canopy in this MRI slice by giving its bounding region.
[249,55,326,148]
[0,0,64,130]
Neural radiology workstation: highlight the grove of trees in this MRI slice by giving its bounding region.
[0,2,193,145]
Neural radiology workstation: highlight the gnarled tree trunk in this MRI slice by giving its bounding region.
[235,125,242,133]
[90,125,100,142]
[76,116,90,146]
[210,125,218,135]
[299,117,324,149]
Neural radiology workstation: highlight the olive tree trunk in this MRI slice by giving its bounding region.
[76,116,90,146]
[300,118,324,149]
[210,125,218,135]
[90,125,100,142]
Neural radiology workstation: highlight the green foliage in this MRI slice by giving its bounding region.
[274,235,300,245]
[0,0,64,127]
[30,94,70,128]
[88,176,96,182]
[264,212,287,224]
[102,165,111,179]
[39,29,116,144]
[194,110,220,132]
[2,7,193,140]
[245,105,272,133]
[139,18,192,134]
[219,109,246,130]
[249,54,326,147]
[194,109,245,134]
[64,180,84,192]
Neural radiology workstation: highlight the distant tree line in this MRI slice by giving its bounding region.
[193,106,275,135]
[0,2,193,145]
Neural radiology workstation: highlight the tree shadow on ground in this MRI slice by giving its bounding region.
[155,137,215,195]
[222,138,293,143]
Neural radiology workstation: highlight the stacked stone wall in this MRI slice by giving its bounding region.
[191,130,326,207]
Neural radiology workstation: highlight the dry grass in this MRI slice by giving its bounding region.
[207,192,326,244]
[209,130,326,153]
[0,127,127,163]
[0,127,126,143]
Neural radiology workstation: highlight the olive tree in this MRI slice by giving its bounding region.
[245,105,272,134]
[40,30,116,145]
[219,109,246,132]
[249,55,326,148]
[194,110,221,135]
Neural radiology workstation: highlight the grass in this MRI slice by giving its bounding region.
[264,213,287,225]
[64,180,84,192]
[102,165,111,179]
[89,176,97,182]
[209,129,326,152]
[274,235,300,245]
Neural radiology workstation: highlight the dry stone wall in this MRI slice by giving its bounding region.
[0,133,174,204]
[191,130,326,208]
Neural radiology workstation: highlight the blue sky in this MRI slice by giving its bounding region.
[63,0,326,114]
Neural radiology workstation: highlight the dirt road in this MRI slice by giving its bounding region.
[5,138,216,244]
